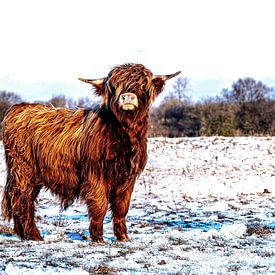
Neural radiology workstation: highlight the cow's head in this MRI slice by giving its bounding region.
[79,64,180,122]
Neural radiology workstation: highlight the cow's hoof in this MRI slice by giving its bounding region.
[92,237,105,243]
[117,235,130,242]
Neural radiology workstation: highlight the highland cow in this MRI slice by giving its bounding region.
[1,63,180,242]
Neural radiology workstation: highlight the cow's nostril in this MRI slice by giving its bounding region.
[120,93,137,106]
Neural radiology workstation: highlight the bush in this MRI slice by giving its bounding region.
[0,91,23,136]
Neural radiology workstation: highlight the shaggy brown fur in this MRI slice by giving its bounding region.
[1,63,180,241]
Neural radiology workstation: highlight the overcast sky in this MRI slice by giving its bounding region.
[1,0,275,101]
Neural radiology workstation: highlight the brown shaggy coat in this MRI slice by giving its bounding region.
[1,63,180,241]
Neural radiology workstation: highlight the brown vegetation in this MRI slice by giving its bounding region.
[150,77,275,137]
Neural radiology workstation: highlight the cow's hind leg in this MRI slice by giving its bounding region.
[24,183,43,240]
[7,159,43,241]
[12,181,43,241]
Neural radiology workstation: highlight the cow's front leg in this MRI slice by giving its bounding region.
[114,216,128,241]
[110,184,135,241]
[89,209,107,242]
[81,181,108,242]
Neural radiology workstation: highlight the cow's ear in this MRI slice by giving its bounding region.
[152,77,166,95]
[152,71,181,95]
[78,78,105,96]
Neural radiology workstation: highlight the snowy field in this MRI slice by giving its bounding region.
[0,137,274,275]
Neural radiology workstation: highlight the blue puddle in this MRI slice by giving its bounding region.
[64,232,115,241]
[65,232,85,241]
[146,218,224,231]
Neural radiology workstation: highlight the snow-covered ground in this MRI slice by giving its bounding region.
[0,137,274,274]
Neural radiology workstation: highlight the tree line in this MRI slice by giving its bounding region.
[0,76,274,137]
[150,77,275,136]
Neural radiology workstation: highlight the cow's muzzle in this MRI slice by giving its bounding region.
[119,93,139,110]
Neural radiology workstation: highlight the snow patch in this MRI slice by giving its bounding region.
[0,137,274,274]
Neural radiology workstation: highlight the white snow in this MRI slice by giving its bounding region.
[0,137,274,274]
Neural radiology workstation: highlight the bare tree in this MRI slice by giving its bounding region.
[222,78,272,104]
[171,76,190,102]
[0,90,22,105]
[222,78,274,134]
[0,91,23,135]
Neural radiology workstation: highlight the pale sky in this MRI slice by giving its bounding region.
[1,0,275,101]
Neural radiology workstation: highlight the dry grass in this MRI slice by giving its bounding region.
[246,224,273,236]
[0,225,14,236]
[89,265,119,274]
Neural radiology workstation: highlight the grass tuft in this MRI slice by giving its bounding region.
[246,224,274,236]
[89,265,119,274]
[0,225,14,236]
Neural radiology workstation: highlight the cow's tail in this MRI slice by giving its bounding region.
[1,173,13,222]
[1,145,16,222]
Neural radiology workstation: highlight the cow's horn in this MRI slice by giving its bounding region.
[78,78,105,85]
[152,71,181,81]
